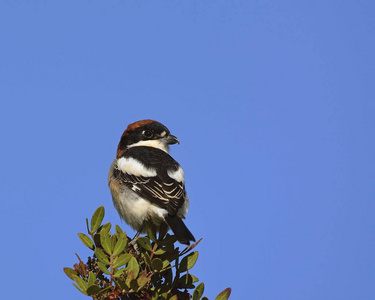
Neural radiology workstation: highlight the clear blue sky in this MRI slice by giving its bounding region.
[1,1,374,299]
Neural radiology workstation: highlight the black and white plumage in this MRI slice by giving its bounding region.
[108,119,195,245]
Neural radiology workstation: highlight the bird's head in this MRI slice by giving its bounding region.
[116,119,179,158]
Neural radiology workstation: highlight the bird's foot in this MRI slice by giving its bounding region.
[129,237,141,255]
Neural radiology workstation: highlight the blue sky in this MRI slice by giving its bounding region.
[1,1,374,299]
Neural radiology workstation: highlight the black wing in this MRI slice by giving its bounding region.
[114,169,186,216]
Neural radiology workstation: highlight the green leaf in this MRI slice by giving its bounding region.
[127,256,139,278]
[162,259,171,269]
[97,286,113,297]
[114,278,129,291]
[72,275,88,294]
[100,228,112,254]
[151,290,159,300]
[215,288,232,300]
[113,253,132,268]
[98,262,110,275]
[100,222,112,232]
[160,292,171,300]
[86,284,101,296]
[90,206,105,234]
[202,297,209,300]
[169,296,178,300]
[113,233,128,256]
[179,251,198,273]
[73,283,86,295]
[178,274,195,289]
[95,249,110,265]
[151,258,163,272]
[113,268,126,278]
[125,269,135,288]
[145,221,157,242]
[154,247,167,255]
[165,268,173,286]
[137,237,152,251]
[93,233,101,248]
[115,224,123,235]
[160,248,179,268]
[143,252,152,268]
[87,271,96,286]
[63,267,77,280]
[158,234,177,246]
[193,282,205,300]
[78,233,94,250]
[111,235,117,251]
[130,279,139,291]
[137,271,151,291]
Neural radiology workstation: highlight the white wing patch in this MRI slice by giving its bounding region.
[167,167,185,183]
[117,157,157,177]
[131,185,141,192]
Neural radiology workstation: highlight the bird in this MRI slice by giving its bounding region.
[108,119,195,245]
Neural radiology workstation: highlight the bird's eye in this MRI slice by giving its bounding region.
[143,130,153,138]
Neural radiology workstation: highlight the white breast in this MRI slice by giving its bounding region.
[114,186,168,231]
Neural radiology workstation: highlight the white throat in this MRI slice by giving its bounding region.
[127,140,170,153]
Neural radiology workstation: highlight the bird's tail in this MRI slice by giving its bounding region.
[165,215,195,245]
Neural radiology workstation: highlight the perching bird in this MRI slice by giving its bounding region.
[108,119,195,245]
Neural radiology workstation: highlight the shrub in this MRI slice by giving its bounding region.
[64,206,231,300]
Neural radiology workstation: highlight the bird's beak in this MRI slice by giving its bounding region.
[161,134,180,145]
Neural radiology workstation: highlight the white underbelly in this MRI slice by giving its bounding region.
[115,187,168,231]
